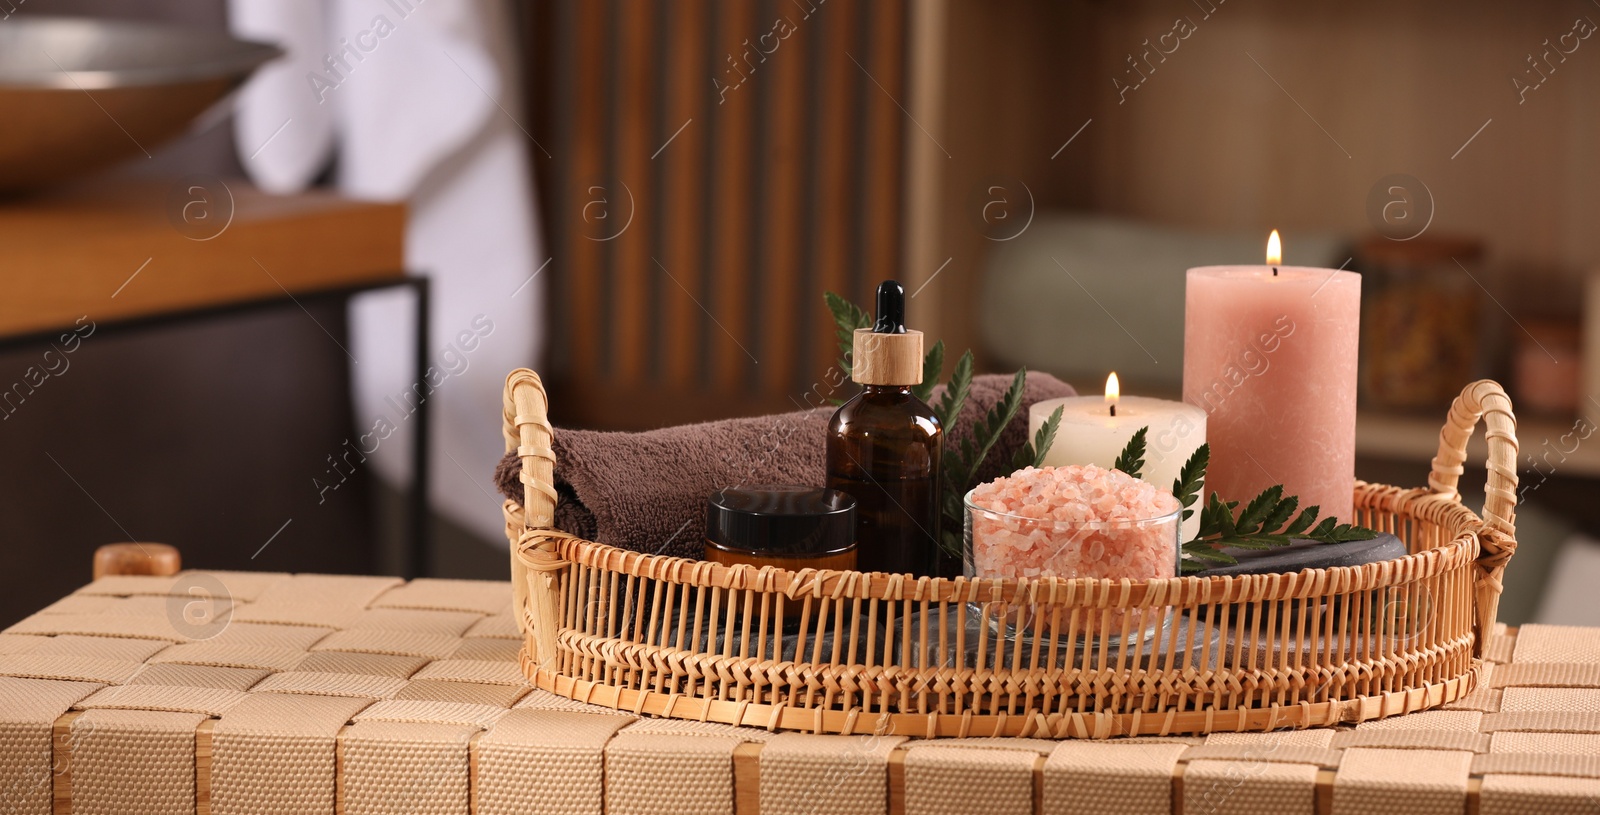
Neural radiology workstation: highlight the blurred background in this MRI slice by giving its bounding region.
[1,0,1597,627]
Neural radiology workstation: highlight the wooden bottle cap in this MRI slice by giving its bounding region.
[851,328,924,386]
[93,542,181,580]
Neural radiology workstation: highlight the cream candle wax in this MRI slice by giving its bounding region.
[1029,373,1207,539]
[1182,231,1360,522]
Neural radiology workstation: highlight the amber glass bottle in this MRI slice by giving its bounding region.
[826,282,943,576]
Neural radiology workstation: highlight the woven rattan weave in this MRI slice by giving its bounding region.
[506,371,1519,738]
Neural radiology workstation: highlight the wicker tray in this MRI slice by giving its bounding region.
[504,370,1518,739]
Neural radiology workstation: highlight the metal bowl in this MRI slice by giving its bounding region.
[0,17,281,192]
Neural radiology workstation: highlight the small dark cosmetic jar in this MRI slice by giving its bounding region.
[705,486,857,573]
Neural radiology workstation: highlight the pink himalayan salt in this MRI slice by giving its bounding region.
[968,464,1180,582]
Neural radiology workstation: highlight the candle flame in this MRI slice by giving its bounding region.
[1105,372,1120,402]
[1266,229,1282,266]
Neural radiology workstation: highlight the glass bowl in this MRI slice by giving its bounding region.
[963,489,1182,644]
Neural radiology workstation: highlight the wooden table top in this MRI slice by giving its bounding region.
[0,179,405,340]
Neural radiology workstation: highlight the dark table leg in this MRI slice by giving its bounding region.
[407,276,432,579]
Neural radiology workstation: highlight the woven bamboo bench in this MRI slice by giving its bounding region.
[0,544,1594,814]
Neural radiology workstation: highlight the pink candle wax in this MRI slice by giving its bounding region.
[1182,265,1361,523]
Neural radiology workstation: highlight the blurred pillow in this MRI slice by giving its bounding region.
[979,214,1348,392]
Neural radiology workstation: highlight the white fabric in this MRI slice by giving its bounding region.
[231,0,544,546]
[227,0,336,192]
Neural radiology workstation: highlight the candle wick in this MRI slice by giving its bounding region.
[1109,404,1116,417]
[1272,267,1279,276]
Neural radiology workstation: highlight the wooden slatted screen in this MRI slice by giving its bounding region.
[526,0,910,429]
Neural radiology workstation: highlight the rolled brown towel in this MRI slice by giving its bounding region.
[494,373,1077,559]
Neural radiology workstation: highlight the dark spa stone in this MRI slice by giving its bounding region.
[1198,533,1408,577]
[1188,533,1413,629]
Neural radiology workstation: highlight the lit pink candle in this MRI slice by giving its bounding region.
[1182,231,1360,523]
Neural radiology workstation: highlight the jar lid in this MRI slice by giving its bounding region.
[706,486,856,556]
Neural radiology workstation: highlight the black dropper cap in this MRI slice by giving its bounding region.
[852,279,922,385]
[873,280,907,334]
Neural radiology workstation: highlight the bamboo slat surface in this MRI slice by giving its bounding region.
[6,573,1599,815]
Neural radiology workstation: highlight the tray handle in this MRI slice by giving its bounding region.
[1428,379,1518,653]
[502,368,562,661]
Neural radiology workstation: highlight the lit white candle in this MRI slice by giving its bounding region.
[1029,373,1207,539]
